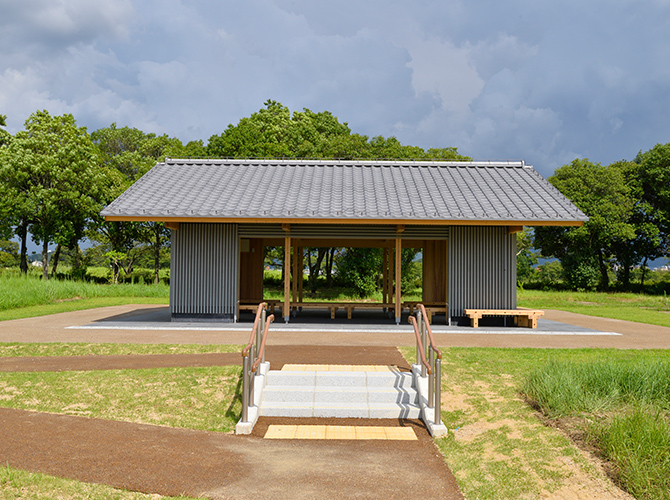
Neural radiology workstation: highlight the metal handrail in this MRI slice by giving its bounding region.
[242,302,267,358]
[241,302,270,424]
[410,304,443,427]
[417,304,443,361]
[409,315,432,375]
[252,314,275,373]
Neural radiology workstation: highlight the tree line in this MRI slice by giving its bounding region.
[1,101,669,293]
[523,151,670,292]
[0,100,467,287]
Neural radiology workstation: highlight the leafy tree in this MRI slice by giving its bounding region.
[516,228,539,285]
[0,110,107,278]
[0,240,19,267]
[90,123,188,281]
[534,159,635,291]
[0,114,9,147]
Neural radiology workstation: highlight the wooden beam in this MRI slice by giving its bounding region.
[165,221,180,230]
[395,237,402,324]
[396,224,405,234]
[283,236,291,322]
[282,223,291,233]
[508,225,523,234]
[104,215,586,228]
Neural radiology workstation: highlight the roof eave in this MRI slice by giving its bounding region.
[103,214,586,227]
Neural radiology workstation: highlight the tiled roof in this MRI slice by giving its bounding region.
[101,159,588,224]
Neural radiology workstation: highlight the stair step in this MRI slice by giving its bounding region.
[260,369,419,419]
[260,401,421,419]
[262,386,417,404]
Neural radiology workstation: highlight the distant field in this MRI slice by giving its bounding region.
[518,289,670,328]
[0,273,169,321]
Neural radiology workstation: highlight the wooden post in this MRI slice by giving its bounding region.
[292,242,298,309]
[284,236,291,323]
[395,237,401,324]
[382,247,388,306]
[388,246,394,311]
[298,246,304,304]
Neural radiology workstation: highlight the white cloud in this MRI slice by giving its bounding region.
[1,0,670,176]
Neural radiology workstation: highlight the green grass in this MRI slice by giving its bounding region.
[0,365,242,433]
[523,359,670,500]
[0,342,244,498]
[0,463,194,499]
[396,347,670,500]
[0,342,242,357]
[518,289,670,328]
[0,274,169,321]
[0,274,169,310]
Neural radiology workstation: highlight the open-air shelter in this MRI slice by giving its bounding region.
[101,158,587,325]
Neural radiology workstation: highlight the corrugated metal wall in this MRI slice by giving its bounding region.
[238,223,449,240]
[170,223,239,321]
[448,226,516,318]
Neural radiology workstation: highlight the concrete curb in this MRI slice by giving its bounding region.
[235,361,270,435]
[412,363,447,437]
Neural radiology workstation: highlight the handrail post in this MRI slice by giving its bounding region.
[242,354,250,422]
[428,345,435,408]
[416,311,422,368]
[418,312,427,378]
[260,307,267,363]
[434,357,442,426]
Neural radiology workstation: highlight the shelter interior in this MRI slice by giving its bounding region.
[239,233,448,324]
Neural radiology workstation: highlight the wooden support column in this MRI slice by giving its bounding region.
[388,246,394,310]
[298,246,304,304]
[292,243,298,309]
[382,248,388,306]
[283,236,291,323]
[395,236,402,324]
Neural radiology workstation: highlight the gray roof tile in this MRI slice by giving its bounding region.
[101,159,588,224]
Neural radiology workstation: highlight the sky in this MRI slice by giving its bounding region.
[2,0,670,179]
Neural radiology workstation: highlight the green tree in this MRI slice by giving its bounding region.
[516,228,539,285]
[0,110,107,278]
[0,240,19,267]
[90,123,188,281]
[534,159,635,291]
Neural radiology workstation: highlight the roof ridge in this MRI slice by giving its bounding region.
[163,158,529,168]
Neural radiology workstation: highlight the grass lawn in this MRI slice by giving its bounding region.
[518,289,670,328]
[0,465,193,500]
[397,347,670,500]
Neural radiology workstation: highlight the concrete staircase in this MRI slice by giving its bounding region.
[260,367,421,419]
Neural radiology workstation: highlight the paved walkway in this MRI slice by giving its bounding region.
[1,304,669,349]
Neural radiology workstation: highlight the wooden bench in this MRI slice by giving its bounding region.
[290,302,395,319]
[238,300,281,315]
[464,309,544,329]
[404,302,448,324]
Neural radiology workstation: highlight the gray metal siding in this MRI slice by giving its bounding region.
[448,226,517,318]
[170,223,239,321]
[238,223,448,240]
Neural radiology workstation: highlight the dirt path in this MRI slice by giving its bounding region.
[0,344,460,499]
[0,408,462,499]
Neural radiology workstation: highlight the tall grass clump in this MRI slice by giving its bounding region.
[0,273,169,311]
[523,359,670,500]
